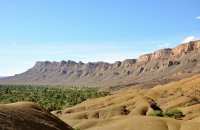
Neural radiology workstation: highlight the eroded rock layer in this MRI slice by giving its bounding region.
[53,73,200,130]
[1,40,200,90]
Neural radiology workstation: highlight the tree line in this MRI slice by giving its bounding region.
[0,85,110,111]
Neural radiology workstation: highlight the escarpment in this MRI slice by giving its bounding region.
[1,40,200,90]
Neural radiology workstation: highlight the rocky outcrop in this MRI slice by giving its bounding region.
[137,40,200,62]
[137,54,151,62]
[122,59,137,67]
[173,41,200,54]
[1,40,200,89]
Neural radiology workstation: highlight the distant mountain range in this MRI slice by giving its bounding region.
[1,40,200,90]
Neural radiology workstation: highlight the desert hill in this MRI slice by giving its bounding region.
[53,73,200,130]
[1,40,200,90]
[0,102,73,130]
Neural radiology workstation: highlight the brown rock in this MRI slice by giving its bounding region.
[1,40,200,90]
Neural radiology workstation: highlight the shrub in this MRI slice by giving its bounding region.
[163,109,183,119]
[147,109,184,119]
[147,110,163,117]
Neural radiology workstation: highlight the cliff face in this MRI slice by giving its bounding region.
[137,41,200,62]
[173,41,200,53]
[1,40,200,90]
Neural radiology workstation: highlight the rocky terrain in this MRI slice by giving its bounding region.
[0,102,73,130]
[52,73,200,130]
[1,73,200,130]
[1,40,200,130]
[1,40,200,90]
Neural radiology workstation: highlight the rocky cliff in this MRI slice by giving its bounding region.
[1,40,200,90]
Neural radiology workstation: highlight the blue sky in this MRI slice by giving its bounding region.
[0,0,200,76]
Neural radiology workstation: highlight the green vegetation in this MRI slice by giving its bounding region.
[163,109,183,119]
[148,109,183,119]
[147,110,163,117]
[0,85,110,111]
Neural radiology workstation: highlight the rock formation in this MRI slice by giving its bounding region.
[1,40,200,90]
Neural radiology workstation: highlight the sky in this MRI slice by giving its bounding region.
[0,0,200,76]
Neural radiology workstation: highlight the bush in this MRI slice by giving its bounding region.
[148,110,163,117]
[163,109,183,119]
[147,109,183,119]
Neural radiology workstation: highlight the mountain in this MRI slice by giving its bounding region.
[1,40,200,90]
[52,73,200,130]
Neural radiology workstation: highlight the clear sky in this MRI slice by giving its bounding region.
[0,0,200,76]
